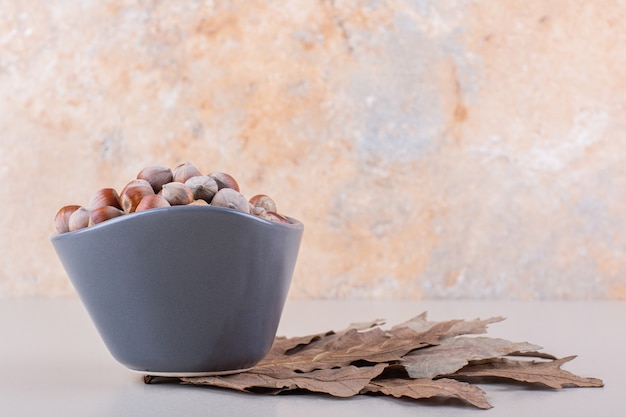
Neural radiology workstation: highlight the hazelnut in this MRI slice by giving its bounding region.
[211,188,249,213]
[137,165,173,193]
[189,199,210,206]
[172,162,202,183]
[160,182,194,206]
[208,172,240,192]
[89,188,122,210]
[135,194,171,212]
[260,211,291,224]
[249,194,277,213]
[68,207,91,232]
[251,206,266,216]
[54,162,293,231]
[120,180,154,213]
[119,179,152,198]
[90,206,125,225]
[54,205,81,234]
[185,176,218,203]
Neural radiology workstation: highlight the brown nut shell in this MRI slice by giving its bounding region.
[68,207,91,232]
[90,206,125,225]
[172,162,202,183]
[137,165,173,193]
[189,199,210,206]
[119,179,152,197]
[160,182,194,206]
[89,188,122,210]
[211,188,249,213]
[54,205,81,234]
[135,194,171,212]
[208,172,240,192]
[249,194,277,213]
[120,181,155,213]
[260,211,292,224]
[185,176,218,202]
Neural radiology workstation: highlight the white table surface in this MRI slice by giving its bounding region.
[1,298,623,416]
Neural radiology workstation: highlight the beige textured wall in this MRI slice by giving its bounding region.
[1,0,626,299]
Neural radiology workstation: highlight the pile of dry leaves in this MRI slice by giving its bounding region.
[145,313,603,409]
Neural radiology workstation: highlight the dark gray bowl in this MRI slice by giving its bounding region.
[51,205,303,376]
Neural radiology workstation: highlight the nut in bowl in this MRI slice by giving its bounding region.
[50,164,303,376]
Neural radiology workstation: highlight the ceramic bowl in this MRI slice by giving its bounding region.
[51,205,303,376]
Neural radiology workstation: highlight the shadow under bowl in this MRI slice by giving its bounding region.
[51,205,304,376]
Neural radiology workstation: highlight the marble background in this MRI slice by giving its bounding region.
[1,0,626,299]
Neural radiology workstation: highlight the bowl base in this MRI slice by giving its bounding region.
[131,366,254,378]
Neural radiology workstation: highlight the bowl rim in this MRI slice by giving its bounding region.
[51,204,303,241]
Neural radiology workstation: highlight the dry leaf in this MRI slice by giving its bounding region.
[450,356,604,389]
[364,377,492,409]
[258,318,457,372]
[268,319,386,359]
[148,312,603,410]
[401,337,543,379]
[394,312,505,339]
[183,364,388,397]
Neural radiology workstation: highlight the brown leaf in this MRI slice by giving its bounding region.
[394,312,505,340]
[260,319,440,371]
[402,337,543,379]
[309,321,452,365]
[266,319,386,359]
[508,351,558,360]
[163,312,602,410]
[260,314,505,374]
[182,363,388,397]
[267,332,333,359]
[364,377,492,409]
[444,317,507,339]
[258,328,389,372]
[450,356,605,389]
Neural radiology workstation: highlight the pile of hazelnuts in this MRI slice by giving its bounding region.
[54,162,291,234]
